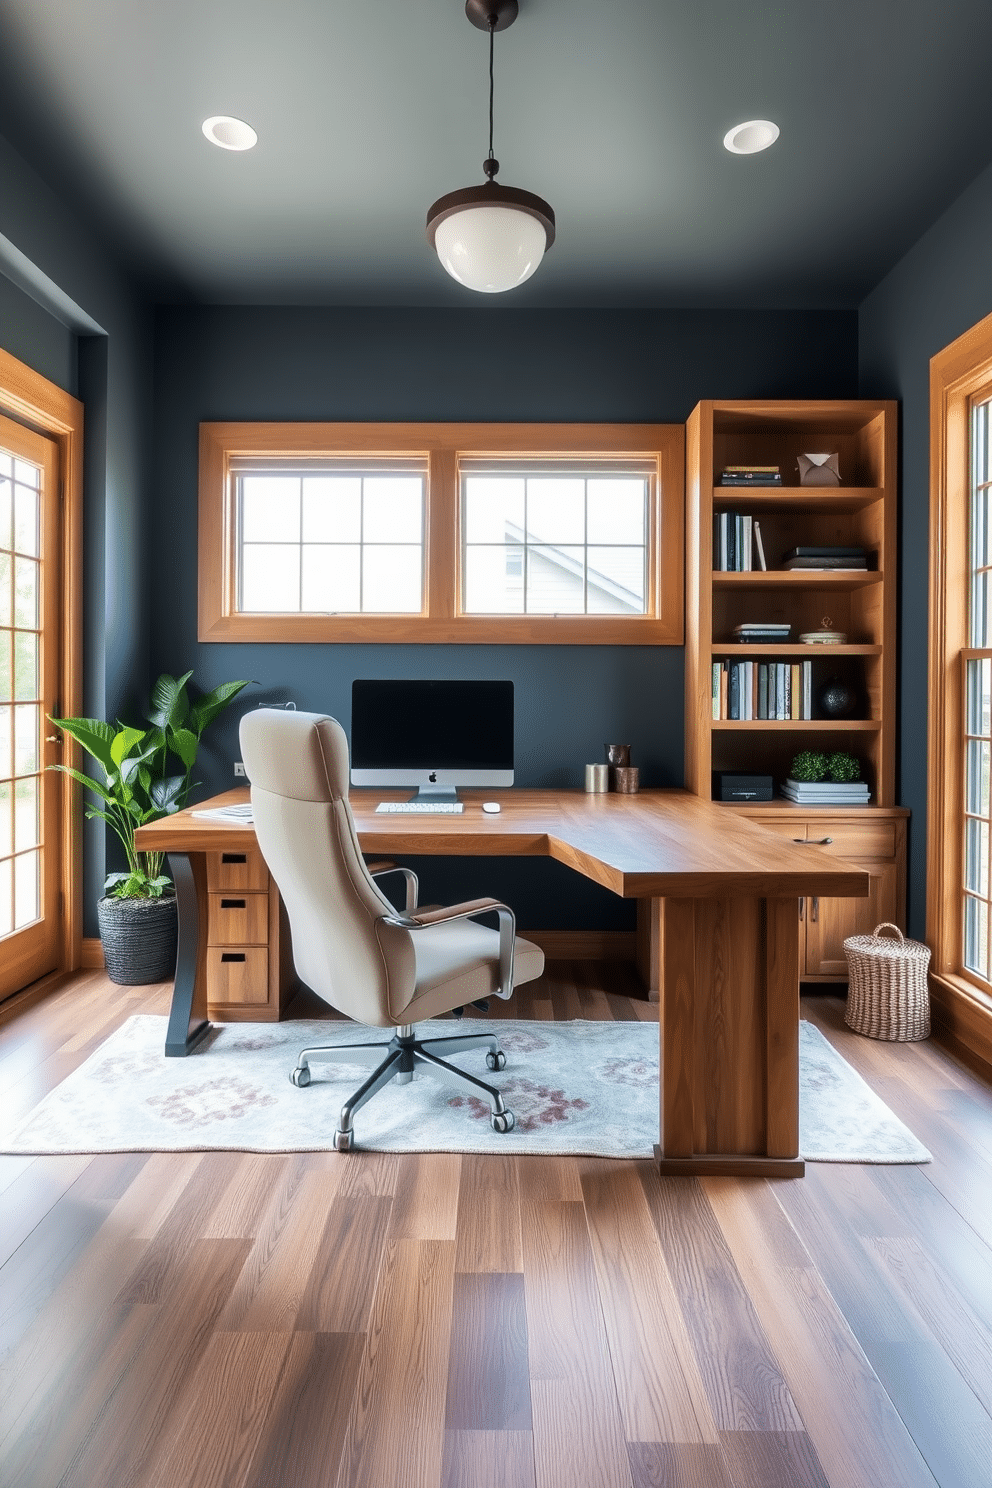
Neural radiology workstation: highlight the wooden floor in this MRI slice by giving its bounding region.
[1,965,991,1488]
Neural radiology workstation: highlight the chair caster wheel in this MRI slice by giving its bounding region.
[486,1049,507,1072]
[333,1128,354,1151]
[491,1109,515,1134]
[290,1066,311,1087]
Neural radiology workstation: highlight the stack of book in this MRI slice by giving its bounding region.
[719,465,782,487]
[733,621,791,643]
[714,512,768,571]
[781,778,871,804]
[782,546,869,570]
[713,660,813,720]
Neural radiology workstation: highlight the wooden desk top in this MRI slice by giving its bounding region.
[136,787,869,901]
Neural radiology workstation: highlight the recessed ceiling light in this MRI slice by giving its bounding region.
[201,116,258,152]
[723,120,780,155]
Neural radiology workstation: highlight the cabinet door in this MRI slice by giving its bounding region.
[804,858,900,977]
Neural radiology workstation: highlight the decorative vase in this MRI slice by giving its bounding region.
[818,677,857,719]
[97,893,179,985]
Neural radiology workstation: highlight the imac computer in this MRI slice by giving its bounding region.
[351,679,513,810]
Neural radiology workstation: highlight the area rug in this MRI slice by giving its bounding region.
[1,1016,931,1162]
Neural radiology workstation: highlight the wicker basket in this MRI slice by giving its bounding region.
[843,922,931,1040]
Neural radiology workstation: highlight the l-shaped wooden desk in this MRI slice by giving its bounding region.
[135,788,868,1178]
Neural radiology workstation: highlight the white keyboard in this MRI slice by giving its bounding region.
[374,801,465,814]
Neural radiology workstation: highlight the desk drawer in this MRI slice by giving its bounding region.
[801,820,896,860]
[749,815,896,860]
[206,850,268,893]
[207,947,269,1004]
[207,892,269,946]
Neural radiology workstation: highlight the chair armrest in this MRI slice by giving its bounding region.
[368,862,419,912]
[382,897,517,999]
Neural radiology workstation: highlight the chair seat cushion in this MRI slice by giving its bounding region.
[400,917,544,1023]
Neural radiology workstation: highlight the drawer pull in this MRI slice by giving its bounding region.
[811,896,819,922]
[220,898,247,909]
[221,952,246,963]
[794,837,832,846]
[222,853,248,865]
[799,897,805,920]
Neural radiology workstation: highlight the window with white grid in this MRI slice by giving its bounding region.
[963,396,992,982]
[234,461,426,615]
[460,462,651,615]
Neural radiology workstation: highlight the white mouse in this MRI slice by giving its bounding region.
[482,801,501,814]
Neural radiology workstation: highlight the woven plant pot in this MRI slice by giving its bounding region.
[97,893,178,985]
[843,922,931,1041]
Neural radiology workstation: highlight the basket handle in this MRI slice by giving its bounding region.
[872,922,905,942]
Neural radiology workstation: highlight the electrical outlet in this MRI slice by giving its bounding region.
[234,761,246,778]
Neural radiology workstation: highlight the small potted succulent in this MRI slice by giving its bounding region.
[50,671,251,984]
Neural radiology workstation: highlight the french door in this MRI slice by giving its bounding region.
[0,412,62,996]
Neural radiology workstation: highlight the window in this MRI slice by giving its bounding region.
[461,463,652,616]
[198,422,683,644]
[235,462,426,615]
[929,312,992,1063]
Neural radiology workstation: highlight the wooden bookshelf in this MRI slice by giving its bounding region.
[685,399,906,980]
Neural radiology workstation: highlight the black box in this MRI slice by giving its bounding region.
[714,772,773,803]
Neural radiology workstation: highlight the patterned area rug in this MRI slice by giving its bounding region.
[1,1016,930,1162]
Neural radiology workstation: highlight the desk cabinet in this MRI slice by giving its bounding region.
[743,808,907,980]
[204,849,294,1019]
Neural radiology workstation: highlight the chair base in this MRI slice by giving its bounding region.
[290,1023,514,1148]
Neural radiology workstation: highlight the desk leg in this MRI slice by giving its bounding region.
[164,852,211,1056]
[653,894,804,1178]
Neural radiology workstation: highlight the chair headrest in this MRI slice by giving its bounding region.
[239,709,350,802]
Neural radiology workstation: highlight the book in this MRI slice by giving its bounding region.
[711,662,722,720]
[753,520,767,571]
[758,663,768,719]
[783,555,867,570]
[784,546,866,559]
[734,622,791,635]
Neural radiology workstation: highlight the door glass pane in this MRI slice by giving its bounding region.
[13,848,38,929]
[14,777,38,852]
[13,704,38,776]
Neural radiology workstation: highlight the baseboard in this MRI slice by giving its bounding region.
[523,930,636,960]
[81,936,105,969]
[929,973,992,1081]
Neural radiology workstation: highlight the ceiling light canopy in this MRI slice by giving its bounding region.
[427,0,555,294]
[202,115,258,152]
[723,119,780,155]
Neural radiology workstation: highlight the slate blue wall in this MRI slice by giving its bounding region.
[860,157,992,939]
[0,130,153,931]
[151,304,858,927]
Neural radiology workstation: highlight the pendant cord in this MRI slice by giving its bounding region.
[488,17,495,161]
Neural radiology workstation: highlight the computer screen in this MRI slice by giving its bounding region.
[350,679,514,798]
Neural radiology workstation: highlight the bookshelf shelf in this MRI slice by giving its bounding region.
[711,719,882,732]
[713,643,882,657]
[712,570,882,589]
[712,485,883,512]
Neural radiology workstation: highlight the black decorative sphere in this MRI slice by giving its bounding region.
[818,677,856,718]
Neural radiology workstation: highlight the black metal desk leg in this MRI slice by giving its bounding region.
[164,851,211,1056]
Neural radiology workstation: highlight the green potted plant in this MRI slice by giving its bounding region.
[50,671,251,984]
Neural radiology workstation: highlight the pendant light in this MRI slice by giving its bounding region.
[426,0,555,294]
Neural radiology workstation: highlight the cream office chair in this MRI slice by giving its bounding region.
[239,709,545,1149]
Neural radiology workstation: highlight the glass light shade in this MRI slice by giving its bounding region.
[433,205,548,293]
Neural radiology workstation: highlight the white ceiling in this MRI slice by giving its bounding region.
[1,0,991,308]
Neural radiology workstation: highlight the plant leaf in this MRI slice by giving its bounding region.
[150,775,187,811]
[48,717,116,773]
[110,725,146,769]
[148,672,193,730]
[168,726,198,772]
[189,679,252,735]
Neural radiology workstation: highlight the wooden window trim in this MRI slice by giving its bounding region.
[198,421,684,645]
[0,347,84,977]
[928,312,992,1069]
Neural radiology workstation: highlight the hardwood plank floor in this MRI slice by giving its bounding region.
[1,968,990,1487]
